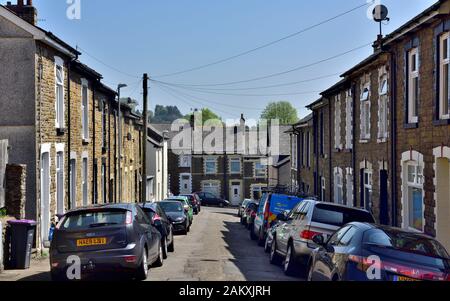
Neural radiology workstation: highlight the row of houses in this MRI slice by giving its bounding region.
[289,0,450,251]
[0,1,148,252]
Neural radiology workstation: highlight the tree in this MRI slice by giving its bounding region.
[150,105,183,124]
[260,101,298,125]
[184,108,222,124]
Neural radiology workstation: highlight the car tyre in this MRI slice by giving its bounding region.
[136,249,149,281]
[269,238,282,265]
[161,238,168,259]
[257,228,265,247]
[264,236,271,253]
[250,225,257,240]
[153,244,164,267]
[284,243,299,276]
[168,231,175,252]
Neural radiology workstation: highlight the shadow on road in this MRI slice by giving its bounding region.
[17,272,50,281]
[220,220,301,281]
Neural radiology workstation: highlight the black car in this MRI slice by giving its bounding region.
[141,202,175,259]
[180,194,201,214]
[50,203,163,281]
[196,191,230,207]
[159,201,190,235]
[307,222,450,281]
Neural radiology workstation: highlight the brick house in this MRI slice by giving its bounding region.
[291,0,450,250]
[0,1,143,251]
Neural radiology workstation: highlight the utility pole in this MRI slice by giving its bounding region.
[142,73,149,205]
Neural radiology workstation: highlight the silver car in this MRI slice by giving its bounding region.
[269,199,375,276]
[50,203,163,281]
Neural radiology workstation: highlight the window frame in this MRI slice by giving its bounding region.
[54,57,65,129]
[204,157,217,175]
[345,90,353,150]
[363,169,373,210]
[56,150,64,215]
[378,73,389,140]
[334,95,342,150]
[439,32,450,120]
[254,162,267,178]
[334,168,343,204]
[405,162,424,232]
[408,47,420,124]
[81,79,89,141]
[229,157,242,174]
[360,85,371,141]
[179,154,192,168]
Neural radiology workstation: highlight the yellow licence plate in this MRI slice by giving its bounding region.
[76,237,107,247]
[394,275,420,281]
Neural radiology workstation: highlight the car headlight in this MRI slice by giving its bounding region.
[175,216,185,222]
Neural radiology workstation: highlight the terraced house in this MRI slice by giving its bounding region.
[0,1,143,251]
[291,0,450,250]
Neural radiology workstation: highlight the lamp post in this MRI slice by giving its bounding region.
[117,83,127,202]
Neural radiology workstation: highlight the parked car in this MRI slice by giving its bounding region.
[244,201,260,231]
[196,191,230,207]
[50,203,163,281]
[165,196,194,226]
[141,202,175,259]
[307,222,450,281]
[159,201,190,235]
[238,199,252,217]
[270,199,375,276]
[253,193,304,246]
[240,201,257,226]
[264,212,289,253]
[180,194,201,214]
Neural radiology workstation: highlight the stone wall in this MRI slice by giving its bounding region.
[5,164,26,219]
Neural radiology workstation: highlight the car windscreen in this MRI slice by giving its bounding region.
[160,202,183,213]
[364,229,450,259]
[60,209,127,230]
[312,204,375,227]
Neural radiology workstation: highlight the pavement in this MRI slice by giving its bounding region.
[0,207,301,281]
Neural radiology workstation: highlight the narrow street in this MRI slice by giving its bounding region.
[0,207,300,281]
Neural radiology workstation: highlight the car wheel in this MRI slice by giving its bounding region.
[219,203,224,208]
[50,270,66,282]
[161,238,168,259]
[135,248,149,281]
[307,261,314,281]
[153,243,164,267]
[269,238,282,265]
[250,225,257,241]
[284,243,298,276]
[257,228,265,247]
[168,231,175,252]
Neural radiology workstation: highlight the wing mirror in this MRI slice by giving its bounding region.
[183,205,189,212]
[276,212,288,222]
[312,234,325,246]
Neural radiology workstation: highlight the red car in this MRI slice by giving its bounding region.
[180,194,201,214]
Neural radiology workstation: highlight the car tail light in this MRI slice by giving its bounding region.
[124,255,137,263]
[348,255,447,281]
[152,213,161,223]
[125,211,133,225]
[300,230,321,240]
[446,274,450,281]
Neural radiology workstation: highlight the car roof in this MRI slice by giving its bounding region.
[304,199,372,213]
[65,203,134,214]
[165,197,187,201]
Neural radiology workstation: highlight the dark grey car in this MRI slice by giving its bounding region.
[50,203,163,281]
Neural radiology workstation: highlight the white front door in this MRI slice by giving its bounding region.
[180,174,192,194]
[230,183,241,206]
[40,152,50,245]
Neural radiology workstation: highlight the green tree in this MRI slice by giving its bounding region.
[184,108,222,124]
[260,101,298,125]
[150,105,183,124]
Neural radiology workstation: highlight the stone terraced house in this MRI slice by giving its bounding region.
[0,1,143,252]
[290,0,450,251]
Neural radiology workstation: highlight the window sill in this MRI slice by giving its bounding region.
[433,119,450,126]
[359,139,370,144]
[404,123,418,129]
[377,138,388,143]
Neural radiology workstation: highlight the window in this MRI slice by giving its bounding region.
[69,158,76,209]
[334,168,343,204]
[378,74,389,140]
[346,171,353,206]
[305,132,311,167]
[439,33,450,119]
[179,155,191,168]
[229,157,241,174]
[406,163,424,231]
[254,162,267,178]
[335,95,342,149]
[81,79,89,140]
[408,48,419,124]
[55,57,64,129]
[56,151,64,215]
[362,169,373,210]
[345,90,353,149]
[204,157,217,174]
[360,86,371,140]
[339,226,358,246]
[291,135,298,169]
[82,157,88,206]
[320,111,325,155]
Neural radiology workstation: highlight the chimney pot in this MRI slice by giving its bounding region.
[5,0,38,25]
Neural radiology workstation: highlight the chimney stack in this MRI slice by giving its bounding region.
[6,0,38,26]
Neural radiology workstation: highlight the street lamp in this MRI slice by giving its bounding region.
[117,83,127,202]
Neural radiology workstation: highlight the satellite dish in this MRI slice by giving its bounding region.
[373,5,389,22]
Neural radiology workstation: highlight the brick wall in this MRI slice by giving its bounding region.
[4,164,26,219]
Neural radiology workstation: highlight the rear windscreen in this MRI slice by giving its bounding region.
[364,229,450,259]
[61,210,127,230]
[160,202,183,212]
[312,204,374,226]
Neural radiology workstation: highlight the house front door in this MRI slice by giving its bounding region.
[230,182,241,206]
[40,151,50,246]
[180,174,192,194]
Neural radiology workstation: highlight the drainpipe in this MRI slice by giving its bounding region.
[92,85,96,204]
[328,98,332,203]
[114,108,117,203]
[389,50,398,227]
[67,55,77,210]
[351,82,357,207]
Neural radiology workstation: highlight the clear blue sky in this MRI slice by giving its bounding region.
[13,0,437,120]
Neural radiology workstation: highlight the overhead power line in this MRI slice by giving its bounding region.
[152,1,373,78]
